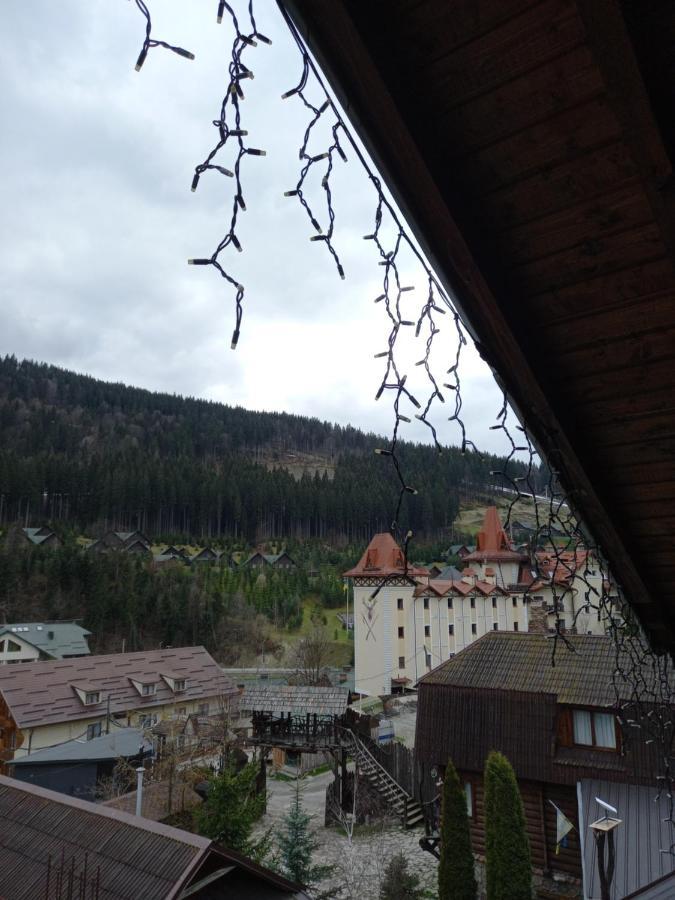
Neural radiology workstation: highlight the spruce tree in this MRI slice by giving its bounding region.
[277,779,332,889]
[195,759,269,861]
[438,759,477,900]
[483,751,532,900]
[380,852,425,900]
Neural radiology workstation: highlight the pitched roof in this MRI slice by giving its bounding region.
[241,684,350,716]
[11,727,151,766]
[0,775,308,900]
[0,622,91,659]
[0,646,237,729]
[432,565,463,581]
[343,532,429,578]
[461,507,528,565]
[418,632,674,707]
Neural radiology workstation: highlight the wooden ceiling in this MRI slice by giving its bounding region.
[285,0,675,652]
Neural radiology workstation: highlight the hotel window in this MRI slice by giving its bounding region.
[573,710,617,749]
[513,622,519,631]
[398,656,405,669]
[398,626,405,639]
[512,597,518,607]
[424,625,431,637]
[471,624,477,635]
[397,598,404,610]
[86,722,102,741]
[493,623,498,631]
[423,598,429,610]
[448,624,454,636]
[447,598,453,610]
[470,598,475,609]
[425,653,432,668]
[492,597,497,609]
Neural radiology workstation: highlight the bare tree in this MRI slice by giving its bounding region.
[292,626,331,685]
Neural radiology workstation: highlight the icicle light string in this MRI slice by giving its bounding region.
[133,0,272,351]
[130,1,675,831]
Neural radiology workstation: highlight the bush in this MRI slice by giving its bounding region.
[484,751,531,900]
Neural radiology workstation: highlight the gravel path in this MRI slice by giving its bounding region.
[258,770,439,898]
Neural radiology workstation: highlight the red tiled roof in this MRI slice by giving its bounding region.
[414,580,508,598]
[343,533,429,578]
[0,646,238,730]
[462,506,528,565]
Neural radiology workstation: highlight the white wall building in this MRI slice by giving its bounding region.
[345,507,613,697]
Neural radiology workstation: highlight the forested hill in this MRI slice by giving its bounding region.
[0,356,544,544]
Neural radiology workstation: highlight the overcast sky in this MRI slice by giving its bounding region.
[0,0,514,453]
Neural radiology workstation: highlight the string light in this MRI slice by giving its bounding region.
[130,1,675,839]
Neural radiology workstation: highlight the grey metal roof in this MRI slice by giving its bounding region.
[0,622,91,659]
[0,775,310,900]
[11,727,151,766]
[418,632,675,708]
[578,778,675,899]
[242,684,349,716]
[433,565,463,581]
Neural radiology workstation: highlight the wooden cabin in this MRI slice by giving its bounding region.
[414,632,672,888]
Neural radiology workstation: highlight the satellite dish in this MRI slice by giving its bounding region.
[595,797,618,816]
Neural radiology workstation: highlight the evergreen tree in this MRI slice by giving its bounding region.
[438,760,476,900]
[277,780,332,889]
[195,759,269,861]
[483,751,531,900]
[379,852,425,900]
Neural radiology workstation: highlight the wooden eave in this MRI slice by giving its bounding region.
[285,0,675,653]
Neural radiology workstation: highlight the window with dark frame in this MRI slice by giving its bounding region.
[447,597,453,610]
[512,597,518,607]
[86,722,102,741]
[398,656,405,668]
[492,597,497,608]
[513,622,519,631]
[470,598,475,608]
[398,626,404,639]
[397,597,404,610]
[471,624,477,635]
[572,709,617,749]
[448,624,454,635]
[423,597,429,610]
[424,624,430,637]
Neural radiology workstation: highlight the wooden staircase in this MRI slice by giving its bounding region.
[348,733,424,829]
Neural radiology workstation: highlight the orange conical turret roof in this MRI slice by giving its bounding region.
[476,506,511,552]
[462,506,528,564]
[343,533,428,578]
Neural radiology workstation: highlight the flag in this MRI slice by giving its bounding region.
[548,800,574,853]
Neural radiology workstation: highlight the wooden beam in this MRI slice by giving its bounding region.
[284,0,672,649]
[575,0,675,261]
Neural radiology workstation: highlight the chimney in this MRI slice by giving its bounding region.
[528,596,548,634]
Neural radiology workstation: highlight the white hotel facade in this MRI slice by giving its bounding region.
[345,507,610,697]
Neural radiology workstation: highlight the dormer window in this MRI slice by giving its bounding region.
[161,674,188,693]
[573,709,617,749]
[73,685,102,706]
[130,678,157,697]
